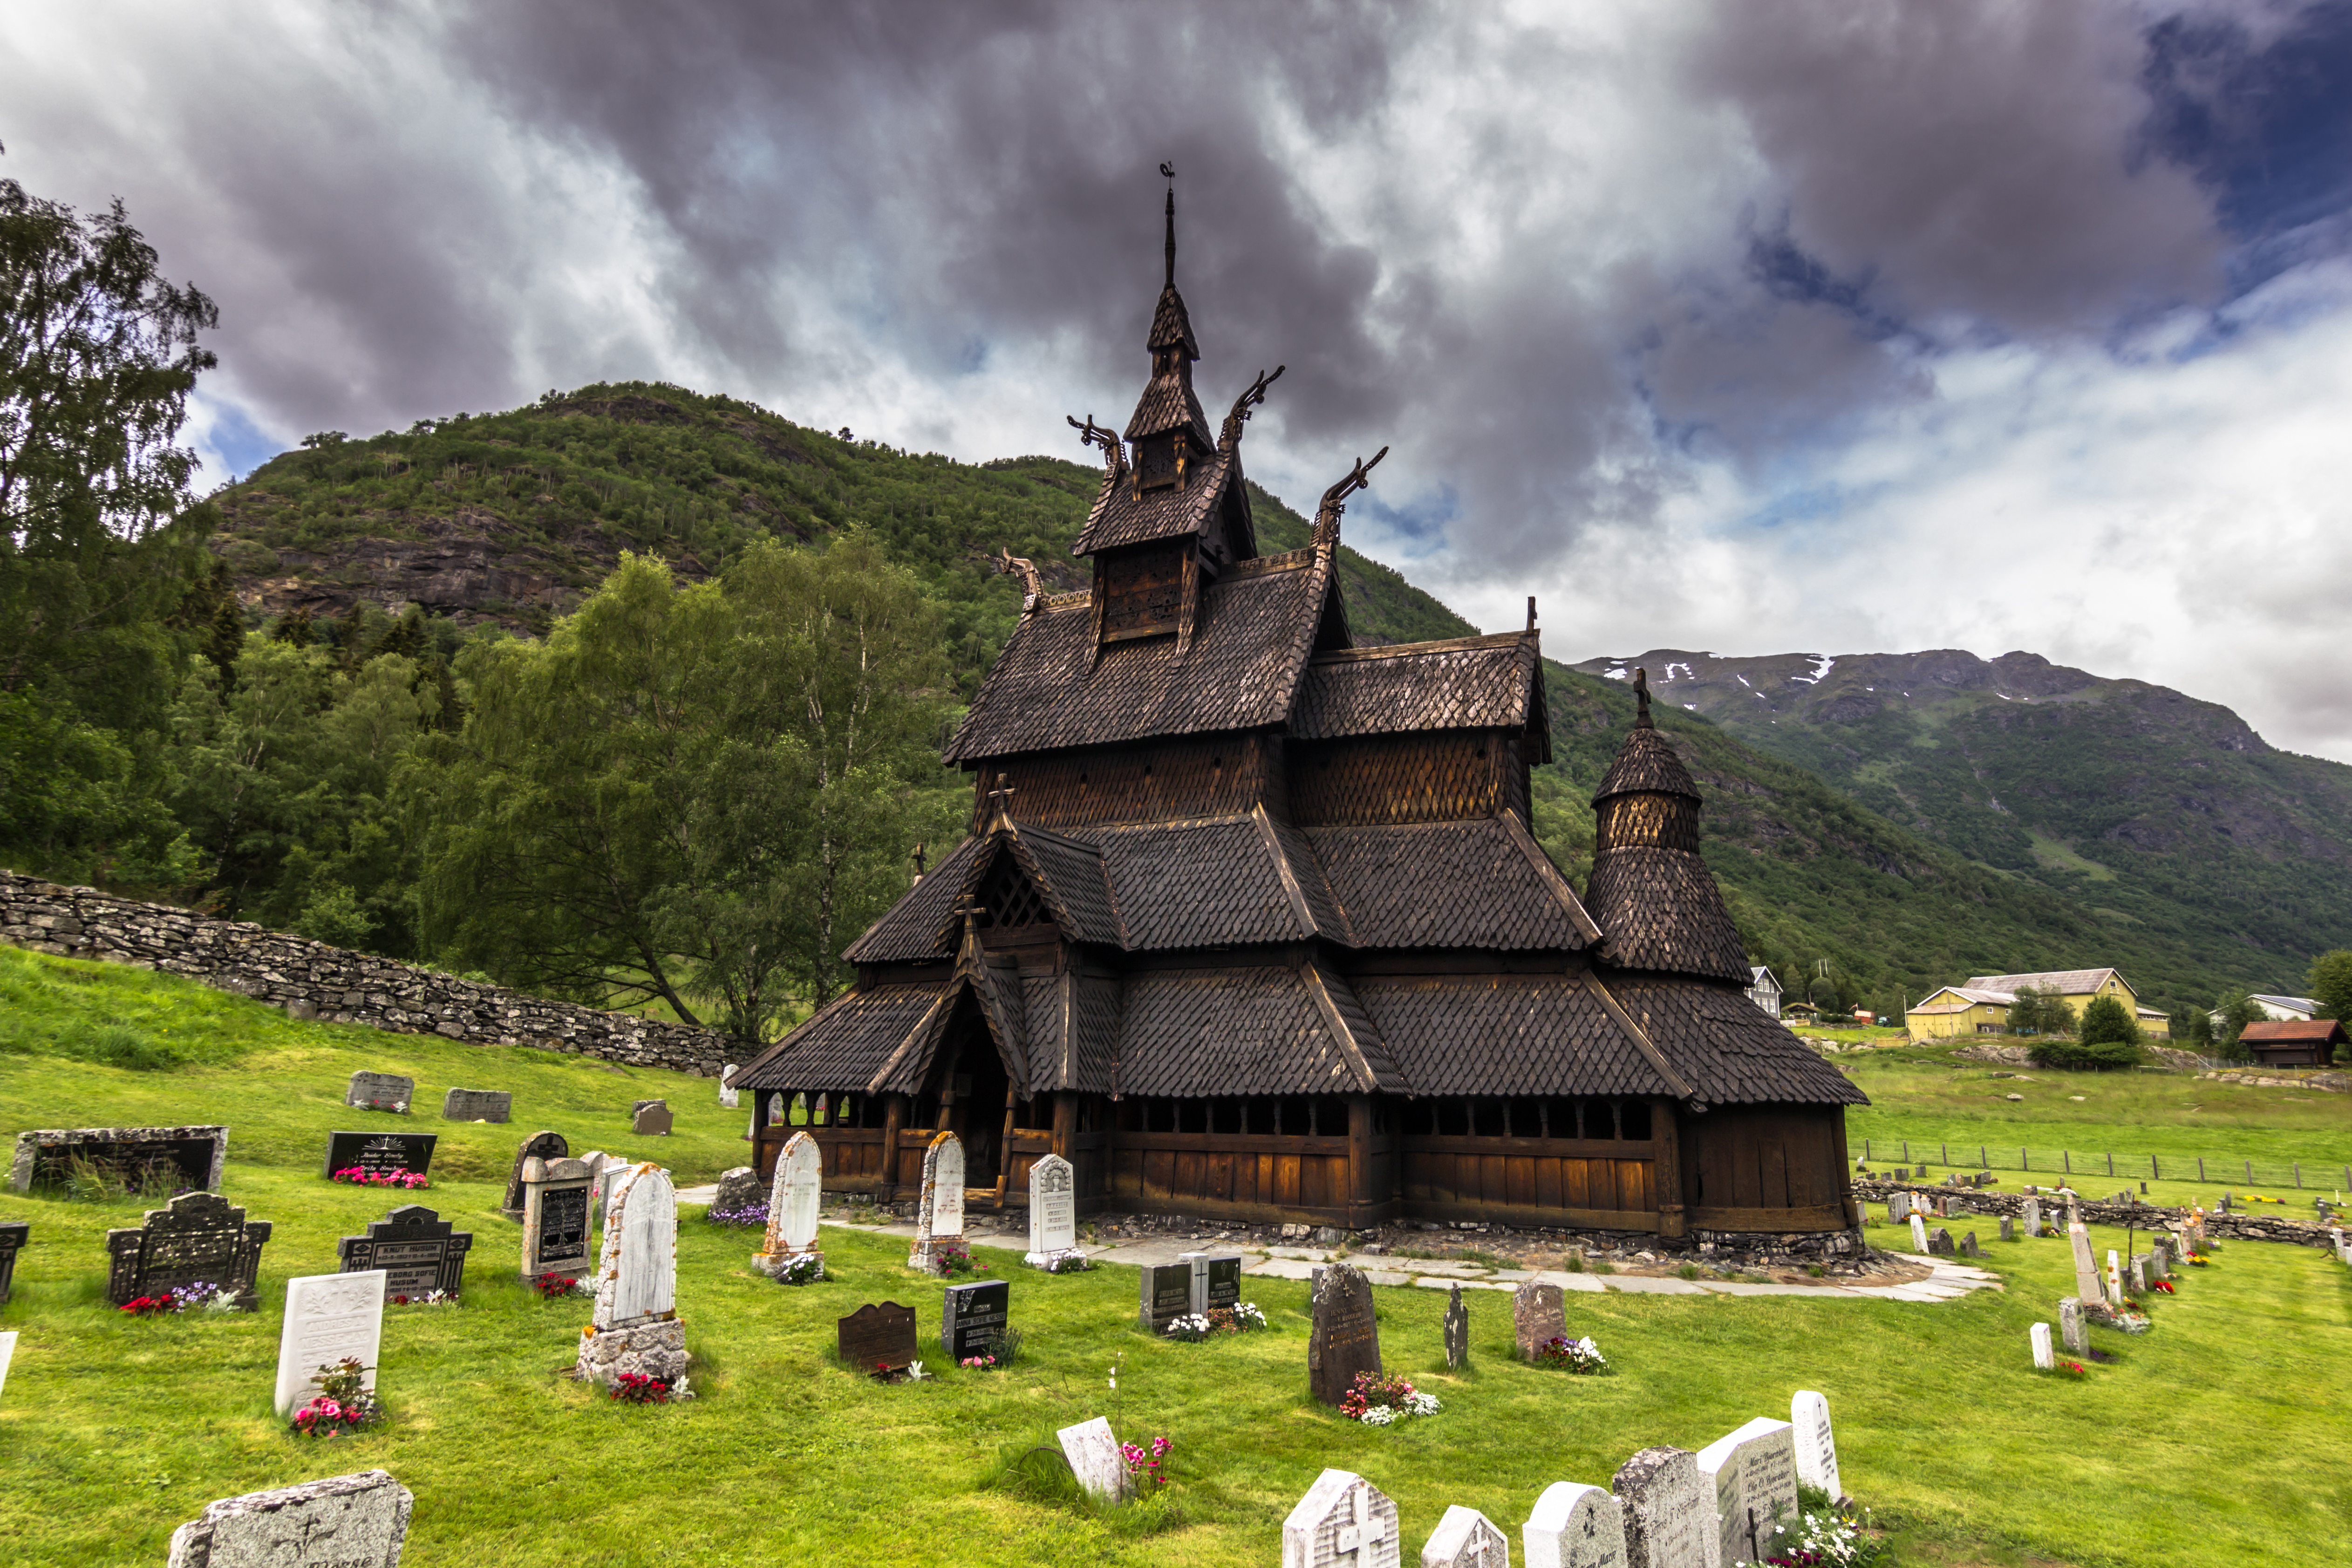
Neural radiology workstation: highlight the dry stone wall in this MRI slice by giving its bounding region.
[1852,1178,2339,1249]
[1,871,749,1078]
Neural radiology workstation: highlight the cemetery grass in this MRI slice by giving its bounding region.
[0,953,2347,1565]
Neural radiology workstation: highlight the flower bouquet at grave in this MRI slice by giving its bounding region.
[1030,1246,1093,1274]
[289,1359,384,1438]
[706,1200,769,1228]
[1530,1334,1610,1374]
[927,1238,985,1277]
[960,1329,1025,1372]
[1752,1494,1889,1568]
[2052,1359,2089,1380]
[2150,1278,2175,1295]
[531,1273,588,1300]
[117,1282,236,1317]
[1339,1370,1442,1425]
[358,1097,408,1114]
[1121,1435,1173,1490]
[771,1252,825,1286]
[331,1166,429,1190]
[608,1371,678,1405]
[389,1289,456,1307]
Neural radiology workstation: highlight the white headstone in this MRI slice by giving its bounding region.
[1908,1213,1929,1253]
[774,1132,823,1253]
[1025,1152,1077,1264]
[1284,1468,1401,1568]
[2031,1322,2054,1369]
[591,1164,677,1330]
[1888,1192,1909,1221]
[1789,1390,1840,1500]
[1523,1481,1627,1568]
[0,1330,14,1404]
[2105,1248,2124,1307]
[1693,1418,1798,1568]
[2022,1197,2042,1235]
[718,1064,740,1110]
[167,1469,412,1568]
[907,1131,966,1268]
[1056,1415,1126,1503]
[1422,1503,1510,1568]
[273,1270,387,1416]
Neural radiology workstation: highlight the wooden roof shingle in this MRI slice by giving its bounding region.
[1292,634,1545,752]
[1592,726,1700,803]
[1585,845,1752,983]
[1111,965,1405,1098]
[1305,817,1598,950]
[1608,976,1868,1106]
[1358,974,1678,1098]
[733,982,950,1093]
[1072,443,1234,553]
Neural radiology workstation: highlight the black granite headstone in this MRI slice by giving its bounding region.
[1307,1261,1381,1407]
[943,1279,1011,1359]
[103,1191,272,1309]
[0,1220,26,1306]
[532,1182,592,1272]
[337,1204,474,1298]
[321,1130,436,1180]
[839,1301,918,1372]
[1139,1261,1191,1330]
[503,1131,569,1215]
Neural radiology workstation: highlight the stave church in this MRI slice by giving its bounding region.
[735,187,1865,1244]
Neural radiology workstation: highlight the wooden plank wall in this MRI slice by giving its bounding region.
[1685,1107,1848,1231]
[1289,733,1507,826]
[1400,1137,1657,1227]
[1109,1133,1357,1221]
[978,736,1269,832]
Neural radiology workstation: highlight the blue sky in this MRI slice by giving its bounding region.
[8,0,2352,756]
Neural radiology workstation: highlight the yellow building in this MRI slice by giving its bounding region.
[1906,967,2171,1040]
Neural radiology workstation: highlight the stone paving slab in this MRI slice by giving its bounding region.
[1412,1275,1518,1292]
[1691,1280,1863,1298]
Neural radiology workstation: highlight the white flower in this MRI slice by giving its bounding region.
[1359,1405,1397,1425]
[906,1360,927,1381]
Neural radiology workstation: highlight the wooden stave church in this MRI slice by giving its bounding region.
[735,191,1866,1242]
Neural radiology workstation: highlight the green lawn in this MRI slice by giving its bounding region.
[4,947,2352,1566]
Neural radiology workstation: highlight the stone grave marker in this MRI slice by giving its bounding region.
[906,1131,966,1271]
[1422,1503,1509,1568]
[1525,1480,1629,1568]
[1514,1279,1568,1359]
[837,1301,918,1373]
[1958,1231,1979,1258]
[2031,1322,2054,1369]
[105,1190,271,1309]
[578,1163,686,1388]
[630,1099,673,1137]
[1907,1214,1929,1252]
[2129,1256,2149,1294]
[718,1063,740,1110]
[1139,1260,1193,1331]
[1695,1418,1799,1568]
[1181,1249,1244,1315]
[0,1330,15,1404]
[167,1469,413,1568]
[345,1071,414,1114]
[501,1131,567,1216]
[755,1132,824,1277]
[1024,1152,1077,1265]
[321,1130,436,1182]
[2023,1197,2042,1235]
[520,1156,593,1279]
[2069,1220,2102,1303]
[1611,1446,1711,1568]
[944,1279,1011,1360]
[1057,1415,1127,1503]
[1308,1262,1382,1408]
[440,1087,511,1123]
[1790,1389,1840,1499]
[1886,1193,1908,1222]
[0,1220,25,1306]
[1928,1226,1954,1255]
[1444,1282,1470,1370]
[1999,1216,2015,1243]
[273,1270,387,1415]
[2104,1249,2124,1308]
[2059,1296,2086,1356]
[1282,1467,1400,1568]
[11,1123,227,1196]
[336,1205,472,1300]
[711,1165,763,1215]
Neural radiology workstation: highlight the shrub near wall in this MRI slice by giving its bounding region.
[0,870,751,1077]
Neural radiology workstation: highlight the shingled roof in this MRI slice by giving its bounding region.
[1593,725,1699,803]
[733,982,950,1093]
[1072,441,1239,554]
[1306,816,1598,950]
[1606,975,1868,1105]
[944,548,1334,762]
[1359,973,1679,1098]
[1584,717,1752,985]
[1111,964,1404,1097]
[1292,634,1547,754]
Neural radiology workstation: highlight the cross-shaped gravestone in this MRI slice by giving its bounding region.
[1282,1468,1400,1568]
[1444,1282,1470,1370]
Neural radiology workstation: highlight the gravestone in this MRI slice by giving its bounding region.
[2129,1256,2149,1295]
[1282,1467,1400,1568]
[1057,1415,1127,1504]
[2059,1296,2086,1356]
[105,1191,272,1309]
[2031,1322,2054,1369]
[1886,1193,1908,1223]
[2104,1249,2124,1308]
[906,1131,966,1271]
[1610,1447,1711,1568]
[10,1123,227,1195]
[2022,1198,2042,1235]
[167,1470,414,1568]
[273,1270,387,1416]
[0,1220,25,1306]
[578,1164,687,1388]
[1444,1283,1470,1370]
[1024,1152,1077,1265]
[1908,1214,1929,1252]
[1139,1261,1193,1331]
[837,1301,918,1373]
[754,1132,824,1278]
[1525,1481,1629,1568]
[1307,1262,1382,1408]
[440,1087,511,1124]
[711,1165,764,1214]
[336,1205,472,1299]
[630,1099,673,1137]
[718,1063,740,1110]
[1514,1279,1568,1359]
[1999,1217,2015,1243]
[1181,1249,1244,1315]
[501,1131,567,1216]
[2069,1220,2102,1303]
[0,1329,13,1404]
[943,1279,1010,1359]
[321,1130,436,1182]
[345,1071,414,1114]
[1789,1390,1840,1500]
[519,1156,593,1279]
[1958,1231,1979,1258]
[1928,1227,1954,1256]
[1421,1504,1509,1568]
[1694,1418,1798,1568]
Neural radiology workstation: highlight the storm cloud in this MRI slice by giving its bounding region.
[6,0,2352,755]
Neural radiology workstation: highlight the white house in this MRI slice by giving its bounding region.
[2209,993,2321,1030]
[1746,965,1782,1018]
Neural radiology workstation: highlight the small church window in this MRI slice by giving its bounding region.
[1509,1100,1543,1139]
[1620,1100,1653,1140]
[813,1093,830,1126]
[789,1092,810,1126]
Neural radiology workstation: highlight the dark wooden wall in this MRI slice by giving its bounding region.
[1288,732,1519,827]
[972,736,1274,832]
[1098,542,1188,641]
[1682,1104,1851,1232]
[1398,1135,1658,1230]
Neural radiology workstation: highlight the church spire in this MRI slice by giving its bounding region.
[1162,161,1176,288]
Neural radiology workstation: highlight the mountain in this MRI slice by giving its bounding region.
[203,383,2295,1015]
[1569,648,2352,1002]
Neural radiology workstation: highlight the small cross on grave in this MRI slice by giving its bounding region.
[1337,1486,1391,1563]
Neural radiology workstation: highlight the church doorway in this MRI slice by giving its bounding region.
[942,1012,1011,1189]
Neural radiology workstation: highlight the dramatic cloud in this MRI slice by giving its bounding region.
[4,0,2350,753]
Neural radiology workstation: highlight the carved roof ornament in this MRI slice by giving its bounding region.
[1220,364,1285,446]
[996,548,1044,614]
[1311,447,1389,548]
[1066,413,1127,482]
[1633,666,1653,729]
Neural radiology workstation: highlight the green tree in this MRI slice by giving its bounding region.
[2210,989,2263,1064]
[2307,951,2352,1025]
[2007,985,2074,1037]
[2078,993,2141,1047]
[416,537,959,1038]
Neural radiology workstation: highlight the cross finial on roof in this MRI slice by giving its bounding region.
[1160,161,1176,287]
[985,771,1016,827]
[1634,666,1653,728]
[911,841,926,883]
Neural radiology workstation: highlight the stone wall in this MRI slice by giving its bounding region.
[1,870,750,1078]
[1851,1178,2340,1249]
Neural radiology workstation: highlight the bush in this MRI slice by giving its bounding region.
[2028,1036,2141,1071]
[2078,994,2141,1047]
